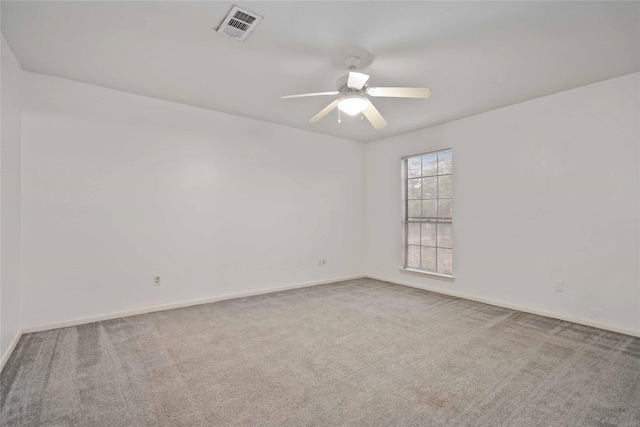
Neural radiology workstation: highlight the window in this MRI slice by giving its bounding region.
[402,149,453,276]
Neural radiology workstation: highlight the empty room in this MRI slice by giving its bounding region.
[1,1,639,426]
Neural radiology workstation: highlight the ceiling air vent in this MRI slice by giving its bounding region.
[217,6,263,41]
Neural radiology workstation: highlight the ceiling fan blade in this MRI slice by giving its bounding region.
[362,99,388,130]
[281,91,339,99]
[309,100,340,123]
[367,87,431,99]
[347,72,370,90]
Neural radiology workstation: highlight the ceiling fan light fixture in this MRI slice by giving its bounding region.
[337,96,368,116]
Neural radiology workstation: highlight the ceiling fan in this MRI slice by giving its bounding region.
[281,56,431,130]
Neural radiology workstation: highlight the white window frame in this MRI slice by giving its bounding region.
[400,148,454,281]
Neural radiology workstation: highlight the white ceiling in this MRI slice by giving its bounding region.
[2,1,639,142]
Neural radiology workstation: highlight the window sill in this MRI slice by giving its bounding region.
[399,268,455,282]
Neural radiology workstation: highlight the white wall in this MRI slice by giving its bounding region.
[365,73,640,335]
[12,69,640,337]
[1,36,23,363]
[20,72,365,329]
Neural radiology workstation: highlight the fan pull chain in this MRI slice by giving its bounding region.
[338,108,341,124]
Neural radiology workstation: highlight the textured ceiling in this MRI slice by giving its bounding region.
[2,1,639,142]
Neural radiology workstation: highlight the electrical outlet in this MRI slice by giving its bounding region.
[554,280,563,293]
[154,276,161,286]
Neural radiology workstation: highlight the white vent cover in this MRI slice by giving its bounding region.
[217,6,263,41]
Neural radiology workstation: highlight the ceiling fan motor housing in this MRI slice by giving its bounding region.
[336,75,367,94]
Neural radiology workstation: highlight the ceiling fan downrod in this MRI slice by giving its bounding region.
[345,56,361,71]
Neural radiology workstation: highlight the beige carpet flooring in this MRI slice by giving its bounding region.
[1,278,639,426]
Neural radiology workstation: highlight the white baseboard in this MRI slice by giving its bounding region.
[366,274,640,338]
[7,272,637,373]
[21,274,366,334]
[1,330,23,372]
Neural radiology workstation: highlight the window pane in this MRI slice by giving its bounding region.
[404,149,452,276]
[438,175,452,198]
[408,178,421,199]
[407,223,420,245]
[421,177,437,198]
[407,245,421,268]
[408,200,421,218]
[421,154,438,176]
[437,248,453,274]
[421,247,436,271]
[407,157,421,178]
[438,199,452,219]
[421,222,436,246]
[422,200,437,218]
[438,151,452,174]
[437,223,452,248]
